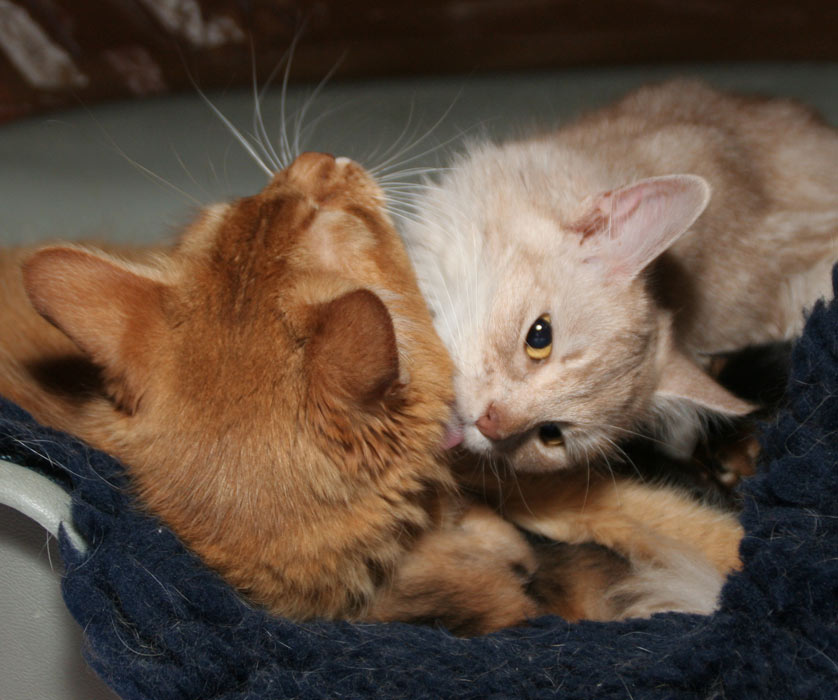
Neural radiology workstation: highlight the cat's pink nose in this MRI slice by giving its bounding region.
[475,403,504,441]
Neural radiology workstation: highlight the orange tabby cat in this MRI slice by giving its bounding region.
[0,152,527,624]
[0,151,742,631]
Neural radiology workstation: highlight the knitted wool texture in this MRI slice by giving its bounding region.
[1,271,837,699]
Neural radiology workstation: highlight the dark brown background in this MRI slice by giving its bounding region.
[1,1,835,123]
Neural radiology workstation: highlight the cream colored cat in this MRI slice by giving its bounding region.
[403,79,838,472]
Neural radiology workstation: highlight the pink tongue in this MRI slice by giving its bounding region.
[441,423,464,450]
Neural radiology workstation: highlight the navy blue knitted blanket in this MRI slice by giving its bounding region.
[2,272,837,700]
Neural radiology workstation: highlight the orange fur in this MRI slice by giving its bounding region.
[0,153,463,620]
[456,456,743,580]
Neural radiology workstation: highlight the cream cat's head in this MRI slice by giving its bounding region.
[404,141,752,472]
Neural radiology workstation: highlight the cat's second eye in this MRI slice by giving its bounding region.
[525,314,552,360]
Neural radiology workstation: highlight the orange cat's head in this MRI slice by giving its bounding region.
[21,152,456,619]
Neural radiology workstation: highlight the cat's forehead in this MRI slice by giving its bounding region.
[449,141,591,214]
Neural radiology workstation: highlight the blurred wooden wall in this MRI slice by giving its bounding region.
[0,1,835,122]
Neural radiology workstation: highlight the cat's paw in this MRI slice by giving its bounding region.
[368,505,539,635]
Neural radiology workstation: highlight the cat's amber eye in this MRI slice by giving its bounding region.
[525,314,552,360]
[539,423,564,447]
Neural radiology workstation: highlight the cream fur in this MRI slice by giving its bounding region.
[403,79,838,472]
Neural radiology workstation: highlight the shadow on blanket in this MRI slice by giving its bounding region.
[1,271,837,700]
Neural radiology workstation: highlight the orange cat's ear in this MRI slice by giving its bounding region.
[571,174,710,278]
[655,345,755,416]
[22,246,166,412]
[308,288,400,406]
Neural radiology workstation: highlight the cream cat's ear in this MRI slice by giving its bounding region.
[308,288,400,405]
[655,346,755,416]
[22,246,166,412]
[572,174,711,278]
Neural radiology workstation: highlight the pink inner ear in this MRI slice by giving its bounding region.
[572,174,711,278]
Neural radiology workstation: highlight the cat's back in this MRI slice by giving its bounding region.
[562,79,838,206]
[561,80,838,348]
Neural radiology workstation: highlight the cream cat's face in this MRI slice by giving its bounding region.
[421,204,661,472]
[404,141,751,473]
[454,267,660,472]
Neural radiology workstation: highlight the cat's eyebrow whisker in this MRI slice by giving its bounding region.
[250,42,283,172]
[368,97,419,171]
[277,27,306,166]
[374,121,489,181]
[383,199,451,226]
[82,107,206,206]
[291,55,345,159]
[369,91,463,177]
[196,89,274,177]
[111,138,205,207]
[378,180,445,191]
[170,145,211,201]
[382,197,456,226]
[383,203,428,226]
[292,99,358,158]
[376,167,453,183]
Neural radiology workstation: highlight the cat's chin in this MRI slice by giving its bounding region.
[461,425,493,454]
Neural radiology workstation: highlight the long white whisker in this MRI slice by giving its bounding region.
[250,41,282,171]
[292,54,346,158]
[368,89,463,176]
[169,145,210,201]
[369,96,417,167]
[198,89,273,177]
[278,29,306,165]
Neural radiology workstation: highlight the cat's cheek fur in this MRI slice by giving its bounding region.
[511,439,573,473]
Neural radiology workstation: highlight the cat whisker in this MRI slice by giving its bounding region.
[368,91,464,178]
[170,145,211,201]
[376,168,452,183]
[382,196,458,227]
[583,449,592,511]
[504,460,538,520]
[292,98,358,158]
[575,419,674,452]
[379,182,445,193]
[82,108,205,206]
[592,442,624,507]
[250,42,283,172]
[367,97,420,171]
[291,55,346,159]
[599,434,644,482]
[483,453,505,507]
[197,88,274,177]
[277,27,306,166]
